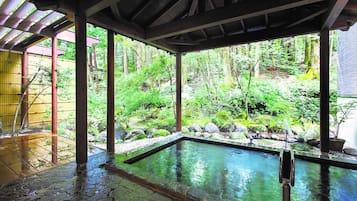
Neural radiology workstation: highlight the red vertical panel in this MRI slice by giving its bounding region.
[21,50,28,129]
[52,36,58,164]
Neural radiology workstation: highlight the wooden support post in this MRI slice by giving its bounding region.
[75,13,88,164]
[320,29,329,153]
[21,50,28,129]
[176,53,182,132]
[107,30,115,153]
[52,36,58,164]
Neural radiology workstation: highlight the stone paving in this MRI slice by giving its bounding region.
[0,133,102,184]
[0,152,173,201]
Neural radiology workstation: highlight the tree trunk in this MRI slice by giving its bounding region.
[304,35,312,67]
[310,36,319,77]
[224,47,234,86]
[123,46,128,75]
[254,43,260,77]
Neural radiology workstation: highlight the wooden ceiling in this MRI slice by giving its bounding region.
[0,0,73,52]
[17,0,357,53]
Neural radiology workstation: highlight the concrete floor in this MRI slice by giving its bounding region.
[0,151,172,201]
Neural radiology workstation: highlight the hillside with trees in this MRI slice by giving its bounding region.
[56,25,338,148]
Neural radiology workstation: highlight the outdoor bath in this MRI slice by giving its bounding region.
[107,135,357,201]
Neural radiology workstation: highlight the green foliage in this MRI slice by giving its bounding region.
[212,110,233,130]
[152,129,170,137]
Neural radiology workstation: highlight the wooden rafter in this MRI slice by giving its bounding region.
[286,8,327,28]
[321,0,348,30]
[149,0,185,27]
[88,12,145,39]
[111,3,121,20]
[146,0,324,41]
[207,0,226,36]
[84,0,121,17]
[179,22,320,52]
[87,12,177,53]
[130,0,152,21]
[265,14,270,28]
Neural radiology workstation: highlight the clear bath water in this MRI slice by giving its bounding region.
[132,140,357,201]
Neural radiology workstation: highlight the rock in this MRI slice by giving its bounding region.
[204,123,220,133]
[234,123,248,134]
[248,124,267,133]
[146,128,157,138]
[271,134,285,141]
[126,129,145,140]
[211,133,223,139]
[181,127,189,133]
[189,125,202,132]
[307,139,320,147]
[115,123,127,141]
[220,122,235,132]
[343,148,357,156]
[291,126,304,136]
[230,132,246,140]
[295,137,304,143]
[260,132,271,139]
[203,132,212,138]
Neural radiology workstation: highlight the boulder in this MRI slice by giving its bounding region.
[189,124,202,132]
[307,139,320,147]
[146,128,157,138]
[115,123,127,141]
[234,123,248,134]
[343,148,357,156]
[126,129,145,140]
[219,122,235,132]
[181,126,190,133]
[204,123,220,133]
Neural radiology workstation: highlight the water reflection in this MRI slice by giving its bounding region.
[131,140,357,201]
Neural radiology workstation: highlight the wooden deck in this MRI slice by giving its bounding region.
[0,133,102,184]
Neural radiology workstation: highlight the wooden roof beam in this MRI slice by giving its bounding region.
[87,12,177,53]
[146,0,324,41]
[179,22,320,52]
[286,8,327,28]
[111,3,121,20]
[129,0,153,21]
[84,0,121,17]
[149,0,185,27]
[321,0,348,30]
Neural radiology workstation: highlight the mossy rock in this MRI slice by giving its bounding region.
[247,124,268,133]
[153,129,170,137]
[131,133,147,140]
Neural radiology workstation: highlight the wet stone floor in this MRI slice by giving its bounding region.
[0,133,102,184]
[0,152,172,201]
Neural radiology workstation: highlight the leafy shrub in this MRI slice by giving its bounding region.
[153,129,170,137]
[212,110,233,130]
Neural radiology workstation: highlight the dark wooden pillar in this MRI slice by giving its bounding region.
[52,36,58,164]
[320,29,330,153]
[176,53,182,132]
[107,30,115,153]
[21,50,28,129]
[75,13,88,164]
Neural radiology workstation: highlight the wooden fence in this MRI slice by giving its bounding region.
[0,51,75,134]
